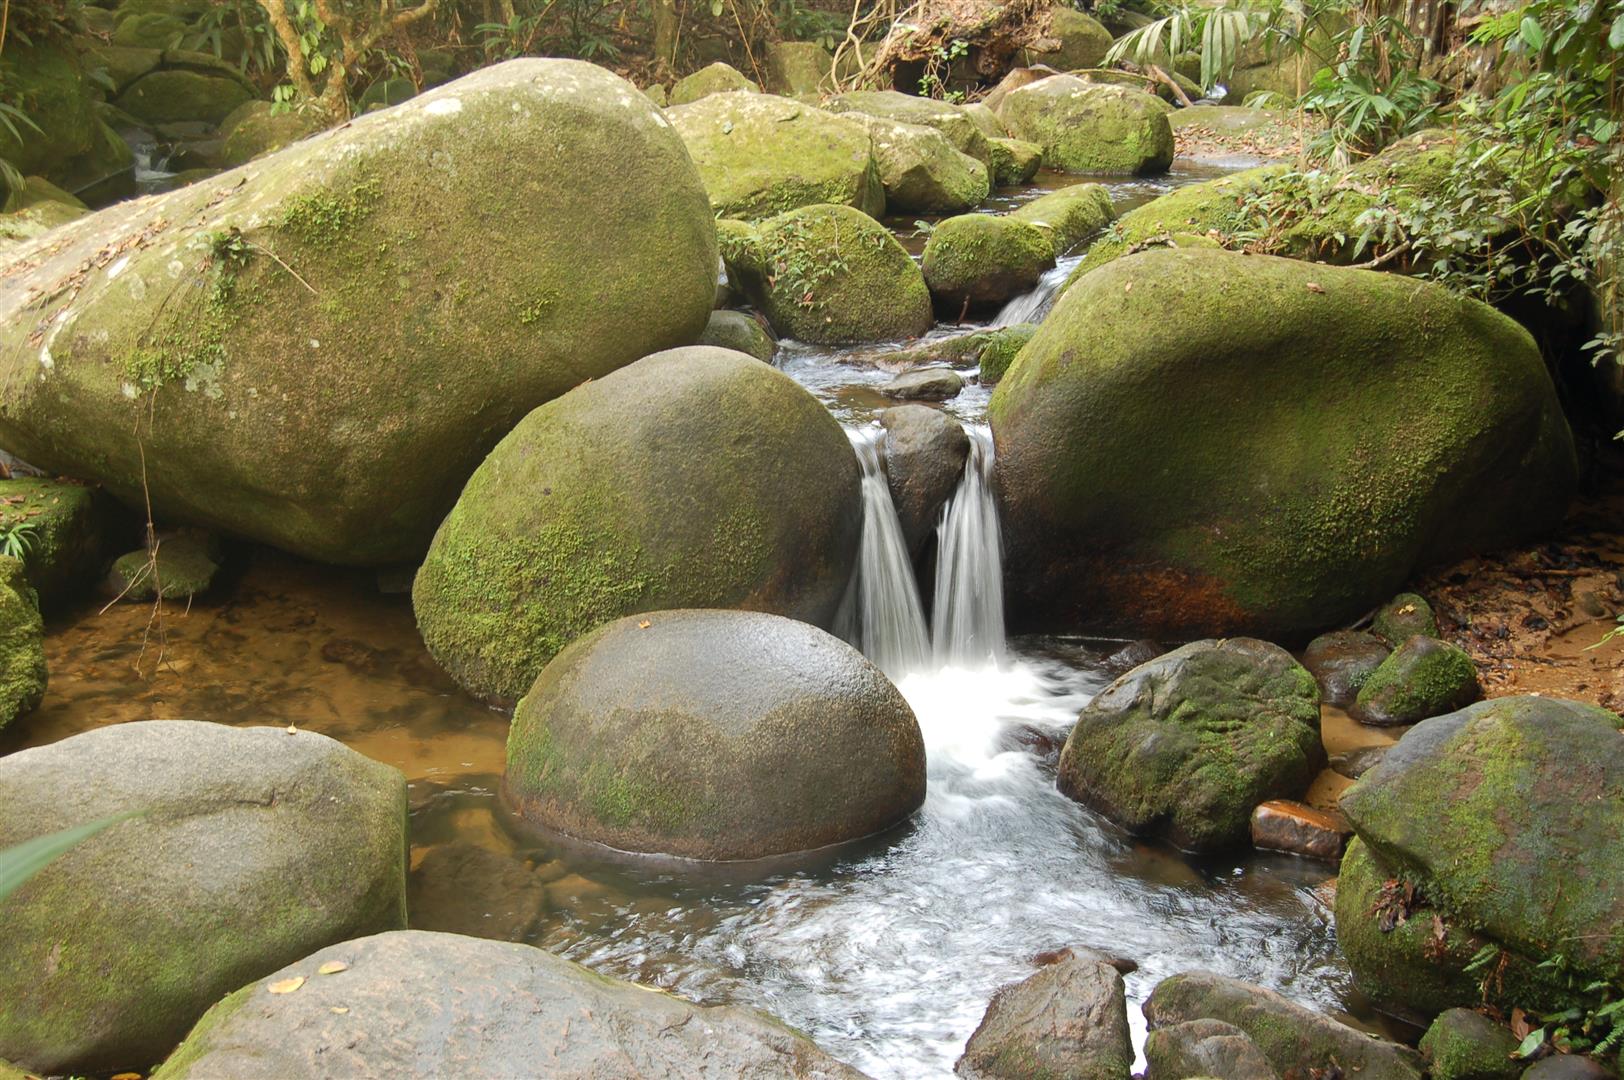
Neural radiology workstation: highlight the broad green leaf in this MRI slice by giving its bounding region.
[1610,12,1624,49]
[1520,15,1545,51]
[0,813,136,906]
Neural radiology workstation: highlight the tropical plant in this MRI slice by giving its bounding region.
[257,0,443,119]
[0,814,133,907]
[0,519,37,560]
[1105,0,1274,91]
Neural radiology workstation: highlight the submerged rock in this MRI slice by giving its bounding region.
[0,477,113,608]
[730,203,932,343]
[413,346,860,701]
[505,609,926,860]
[990,249,1578,640]
[667,92,884,220]
[1351,635,1480,726]
[857,115,990,215]
[882,367,963,402]
[880,405,970,556]
[0,721,408,1076]
[922,213,1055,310]
[153,930,866,1079]
[1302,629,1390,708]
[696,309,776,361]
[0,60,717,566]
[956,951,1132,1079]
[1144,1019,1279,1080]
[669,60,758,105]
[1057,638,1322,851]
[1143,971,1424,1080]
[0,555,45,733]
[406,842,550,942]
[1337,696,1624,1015]
[1372,591,1440,646]
[1008,183,1114,256]
[996,76,1173,175]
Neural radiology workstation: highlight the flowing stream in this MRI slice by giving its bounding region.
[836,427,932,680]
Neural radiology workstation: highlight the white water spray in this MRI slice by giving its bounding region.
[837,427,932,679]
[990,257,1079,327]
[932,426,1006,670]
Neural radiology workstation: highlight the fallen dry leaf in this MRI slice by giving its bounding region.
[1306,282,1326,294]
[286,723,297,735]
[331,1006,350,1015]
[318,960,349,975]
[111,1073,142,1079]
[638,620,652,629]
[268,976,306,994]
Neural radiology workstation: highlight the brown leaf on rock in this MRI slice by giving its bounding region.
[268,976,306,994]
[318,960,349,975]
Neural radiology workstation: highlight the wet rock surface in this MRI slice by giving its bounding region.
[956,950,1132,1079]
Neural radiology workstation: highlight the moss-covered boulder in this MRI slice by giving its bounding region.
[1419,1009,1520,1080]
[1057,638,1322,851]
[153,931,867,1078]
[669,60,758,105]
[104,533,219,601]
[856,115,989,214]
[1352,635,1480,726]
[975,323,1034,384]
[218,101,325,167]
[922,213,1054,310]
[1143,972,1423,1080]
[667,91,884,220]
[764,40,835,97]
[696,309,776,361]
[1372,591,1438,646]
[82,42,163,93]
[990,248,1578,640]
[827,90,991,164]
[996,76,1172,175]
[1337,697,1624,1015]
[0,42,99,182]
[0,477,113,608]
[1302,630,1390,708]
[114,69,254,125]
[988,136,1042,185]
[1009,182,1114,255]
[0,721,407,1076]
[1020,7,1114,71]
[964,102,1008,139]
[413,346,860,702]
[113,11,189,47]
[0,61,716,566]
[506,609,925,859]
[1144,1019,1279,1080]
[956,951,1132,1079]
[730,203,932,342]
[0,555,45,733]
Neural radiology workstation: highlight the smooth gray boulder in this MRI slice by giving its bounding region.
[880,405,970,556]
[0,721,408,1076]
[697,309,777,361]
[1145,1019,1279,1080]
[153,930,867,1078]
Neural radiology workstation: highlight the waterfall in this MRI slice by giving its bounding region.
[931,426,1006,669]
[990,258,1078,327]
[838,427,932,679]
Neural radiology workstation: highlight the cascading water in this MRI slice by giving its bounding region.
[990,255,1081,327]
[837,426,932,679]
[932,426,1005,670]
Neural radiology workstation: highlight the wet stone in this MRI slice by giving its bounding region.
[1301,630,1390,707]
[882,367,964,402]
[407,841,551,942]
[1103,638,1163,673]
[1249,799,1349,861]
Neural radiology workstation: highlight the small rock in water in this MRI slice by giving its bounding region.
[1418,1008,1520,1080]
[879,405,969,557]
[1249,799,1348,861]
[1144,1018,1279,1080]
[1372,591,1439,646]
[1103,638,1163,673]
[1302,629,1390,707]
[957,951,1132,1079]
[1352,635,1480,726]
[407,842,550,943]
[695,309,776,362]
[1521,1058,1620,1080]
[103,532,220,602]
[882,368,963,402]
[1027,945,1138,975]
[1329,744,1389,779]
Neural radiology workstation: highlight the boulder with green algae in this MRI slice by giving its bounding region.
[1373,591,1438,646]
[0,721,407,1077]
[112,11,188,48]
[0,60,717,567]
[0,477,113,608]
[1020,6,1114,71]
[1143,972,1423,1080]
[667,91,884,220]
[1302,630,1390,707]
[732,203,932,343]
[152,931,867,1079]
[218,101,326,167]
[988,136,1042,185]
[1352,634,1480,726]
[1419,1009,1521,1080]
[669,60,758,105]
[1009,182,1114,255]
[114,69,254,125]
[764,40,835,97]
[975,323,1034,384]
[922,213,1054,310]
[696,309,776,361]
[855,115,989,214]
[105,533,220,601]
[1337,697,1624,1015]
[0,42,100,182]
[506,609,926,860]
[964,102,1008,139]
[82,42,163,93]
[827,90,992,164]
[990,248,1577,640]
[956,951,1132,1079]
[412,347,860,702]
[1057,638,1323,851]
[1144,1019,1279,1080]
[996,76,1172,175]
[0,555,45,733]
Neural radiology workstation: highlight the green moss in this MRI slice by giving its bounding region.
[1009,183,1114,256]
[922,213,1054,307]
[999,77,1172,175]
[278,179,382,246]
[975,324,1035,385]
[1354,636,1477,724]
[107,536,219,601]
[987,136,1042,186]
[1418,1010,1520,1080]
[0,554,46,731]
[669,62,757,106]
[0,478,110,608]
[149,983,254,1079]
[1373,592,1438,645]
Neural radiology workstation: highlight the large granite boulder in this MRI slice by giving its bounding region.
[0,555,45,732]
[996,76,1172,174]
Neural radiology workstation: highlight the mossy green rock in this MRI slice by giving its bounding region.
[1143,971,1424,1080]
[106,533,219,601]
[1419,1009,1521,1080]
[506,609,926,859]
[668,91,884,220]
[0,721,407,1076]
[82,43,163,92]
[856,115,989,214]
[112,11,188,48]
[987,136,1042,185]
[996,76,1173,175]
[956,951,1132,1079]
[413,346,861,702]
[1010,182,1114,255]
[975,323,1034,384]
[922,213,1054,310]
[669,61,758,105]
[1057,637,1323,851]
[1021,7,1114,70]
[696,309,776,361]
[1373,591,1438,646]
[990,248,1577,639]
[0,42,99,183]
[734,203,932,342]
[0,554,45,733]
[1352,634,1480,726]
[0,60,717,566]
[0,477,113,609]
[218,102,325,167]
[1144,1019,1279,1080]
[1339,697,1624,1005]
[964,102,1008,139]
[764,41,835,97]
[357,76,416,111]
[827,90,992,165]
[153,930,867,1078]
[114,69,253,125]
